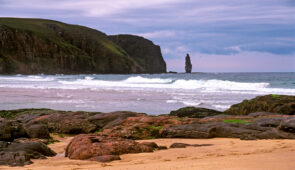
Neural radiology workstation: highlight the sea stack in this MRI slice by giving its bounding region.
[185,54,192,73]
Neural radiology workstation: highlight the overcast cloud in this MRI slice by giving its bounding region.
[0,0,294,72]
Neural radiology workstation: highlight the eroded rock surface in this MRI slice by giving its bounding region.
[0,141,56,166]
[226,95,295,115]
[65,134,157,162]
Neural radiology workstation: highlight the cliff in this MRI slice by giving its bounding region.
[108,34,166,74]
[0,18,166,74]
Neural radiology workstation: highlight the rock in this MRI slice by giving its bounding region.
[0,141,56,166]
[185,54,192,73]
[158,146,168,150]
[279,118,295,133]
[0,151,32,166]
[65,134,157,161]
[108,34,167,73]
[89,155,121,162]
[0,18,167,74]
[161,120,295,140]
[225,95,295,115]
[170,107,223,118]
[170,143,191,148]
[21,112,97,134]
[87,111,139,129]
[248,112,282,117]
[102,115,194,140]
[24,124,50,139]
[161,123,216,139]
[254,117,283,127]
[140,142,159,149]
[0,119,26,141]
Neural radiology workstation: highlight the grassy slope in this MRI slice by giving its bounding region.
[0,18,125,57]
[0,18,143,73]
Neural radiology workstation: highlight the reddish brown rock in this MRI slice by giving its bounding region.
[65,134,157,161]
[102,115,195,139]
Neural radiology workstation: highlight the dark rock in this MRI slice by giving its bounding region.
[158,146,168,150]
[248,112,282,117]
[161,123,215,139]
[170,107,223,118]
[279,118,295,133]
[170,143,191,148]
[254,117,283,127]
[108,34,167,74]
[87,111,139,129]
[185,54,192,73]
[225,95,295,115]
[24,112,97,134]
[140,142,159,149]
[0,119,26,141]
[65,134,157,161]
[161,121,295,140]
[0,151,32,166]
[24,124,50,139]
[89,155,121,162]
[0,141,56,166]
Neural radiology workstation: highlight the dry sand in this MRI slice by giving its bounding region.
[2,136,295,170]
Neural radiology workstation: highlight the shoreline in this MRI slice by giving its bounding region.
[0,94,295,169]
[3,137,295,170]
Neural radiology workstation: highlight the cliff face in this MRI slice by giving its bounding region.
[0,18,166,74]
[108,35,167,74]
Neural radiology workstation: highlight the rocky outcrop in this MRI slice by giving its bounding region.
[65,134,157,162]
[185,54,192,73]
[161,116,295,140]
[0,18,166,74]
[225,95,295,115]
[102,115,195,139]
[0,141,56,166]
[0,119,27,141]
[170,107,223,118]
[108,34,167,73]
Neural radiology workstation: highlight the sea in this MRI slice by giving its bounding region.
[0,72,294,115]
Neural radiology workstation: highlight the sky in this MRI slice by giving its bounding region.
[0,0,294,72]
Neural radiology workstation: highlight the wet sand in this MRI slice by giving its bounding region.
[2,136,295,170]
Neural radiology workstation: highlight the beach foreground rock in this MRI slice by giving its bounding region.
[226,94,295,115]
[0,141,56,166]
[65,134,158,162]
[170,107,223,118]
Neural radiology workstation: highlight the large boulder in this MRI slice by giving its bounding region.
[65,134,157,162]
[24,124,50,139]
[0,141,56,166]
[0,119,26,141]
[225,95,295,115]
[170,107,223,118]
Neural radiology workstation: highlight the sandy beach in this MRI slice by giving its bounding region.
[2,136,295,170]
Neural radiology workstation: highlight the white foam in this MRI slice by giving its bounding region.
[166,100,178,103]
[1,75,295,95]
[0,76,55,82]
[123,76,172,84]
[212,104,231,110]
